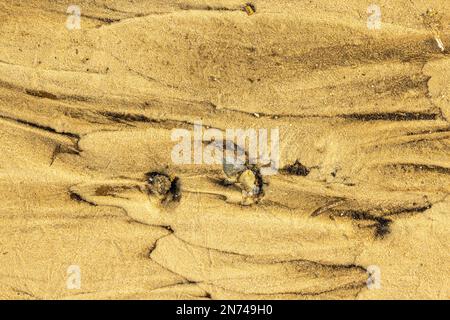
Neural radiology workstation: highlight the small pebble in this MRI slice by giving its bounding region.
[238,169,256,192]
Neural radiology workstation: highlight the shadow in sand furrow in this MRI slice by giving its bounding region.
[178,3,241,12]
[0,78,93,103]
[385,163,450,175]
[0,113,80,141]
[98,111,205,130]
[149,234,368,299]
[310,199,434,238]
[406,126,450,137]
[69,190,98,207]
[292,37,448,71]
[0,113,84,167]
[340,111,439,121]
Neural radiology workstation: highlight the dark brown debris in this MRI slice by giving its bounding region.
[283,160,310,176]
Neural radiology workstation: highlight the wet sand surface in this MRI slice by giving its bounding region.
[0,0,449,299]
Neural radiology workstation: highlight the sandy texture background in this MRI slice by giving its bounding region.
[0,0,449,299]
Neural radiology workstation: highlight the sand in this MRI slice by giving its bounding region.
[0,0,449,300]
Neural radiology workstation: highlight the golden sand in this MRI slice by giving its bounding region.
[0,0,449,299]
